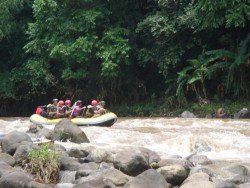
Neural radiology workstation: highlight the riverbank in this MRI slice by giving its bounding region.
[112,99,250,117]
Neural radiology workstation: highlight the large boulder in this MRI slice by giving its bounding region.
[0,153,15,166]
[0,171,32,188]
[53,119,89,144]
[157,164,189,186]
[0,161,15,178]
[27,181,52,188]
[113,148,149,176]
[59,171,76,184]
[181,111,196,118]
[1,131,32,155]
[13,141,35,164]
[190,166,218,178]
[234,108,250,119]
[67,148,88,158]
[157,158,193,169]
[100,168,131,186]
[213,179,238,188]
[37,128,54,139]
[139,147,161,164]
[124,169,169,188]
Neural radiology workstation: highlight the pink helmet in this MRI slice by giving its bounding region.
[58,100,64,106]
[65,100,71,105]
[91,100,98,106]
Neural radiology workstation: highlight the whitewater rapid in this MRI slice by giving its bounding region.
[0,117,250,162]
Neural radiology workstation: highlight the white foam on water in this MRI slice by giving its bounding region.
[1,117,250,161]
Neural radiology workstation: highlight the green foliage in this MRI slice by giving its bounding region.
[27,143,59,184]
[195,0,250,28]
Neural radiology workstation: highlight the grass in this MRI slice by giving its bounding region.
[26,143,60,184]
[112,99,250,117]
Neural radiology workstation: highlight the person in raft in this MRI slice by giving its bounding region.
[47,99,65,118]
[86,100,107,117]
[71,100,86,118]
[63,99,72,118]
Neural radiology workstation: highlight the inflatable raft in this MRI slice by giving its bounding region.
[30,112,117,127]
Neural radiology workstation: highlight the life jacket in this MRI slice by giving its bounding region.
[58,106,65,114]
[72,106,81,116]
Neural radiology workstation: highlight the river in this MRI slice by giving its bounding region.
[0,117,250,162]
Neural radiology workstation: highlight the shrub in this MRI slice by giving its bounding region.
[27,143,60,184]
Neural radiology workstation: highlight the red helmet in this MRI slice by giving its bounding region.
[65,100,71,105]
[58,100,64,106]
[91,100,98,106]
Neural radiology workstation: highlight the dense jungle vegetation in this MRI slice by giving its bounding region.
[0,0,249,116]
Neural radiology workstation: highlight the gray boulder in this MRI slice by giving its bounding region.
[113,148,149,176]
[124,169,169,188]
[0,153,15,166]
[181,111,196,118]
[37,128,53,139]
[53,119,89,144]
[13,141,35,164]
[190,166,218,178]
[157,164,189,186]
[157,158,193,169]
[139,147,161,164]
[225,165,249,176]
[27,181,52,188]
[234,108,250,119]
[0,171,32,188]
[239,183,250,188]
[0,161,15,178]
[1,131,32,155]
[180,172,215,188]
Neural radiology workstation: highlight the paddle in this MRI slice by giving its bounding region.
[69,102,77,119]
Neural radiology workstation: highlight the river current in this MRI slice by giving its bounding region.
[0,117,250,162]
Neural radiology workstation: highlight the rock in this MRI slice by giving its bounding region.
[100,168,131,186]
[87,148,111,163]
[181,111,196,118]
[157,164,189,186]
[27,181,52,188]
[229,175,250,185]
[1,131,32,155]
[239,183,250,188]
[0,171,33,188]
[213,179,237,188]
[0,153,15,166]
[99,162,114,170]
[60,154,81,171]
[76,162,99,178]
[59,171,76,184]
[234,108,250,119]
[113,148,149,176]
[53,119,89,144]
[225,165,249,176]
[0,161,15,178]
[180,172,214,188]
[188,154,212,165]
[73,177,116,188]
[139,147,161,164]
[194,140,211,153]
[37,128,53,139]
[157,158,193,169]
[13,141,35,164]
[183,172,210,183]
[190,166,217,177]
[28,124,39,133]
[124,169,169,188]
[55,183,75,188]
[68,148,87,158]
[180,180,215,188]
[54,144,66,152]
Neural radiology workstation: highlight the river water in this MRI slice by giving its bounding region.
[0,117,250,162]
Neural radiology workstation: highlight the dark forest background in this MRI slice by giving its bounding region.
[0,0,249,116]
